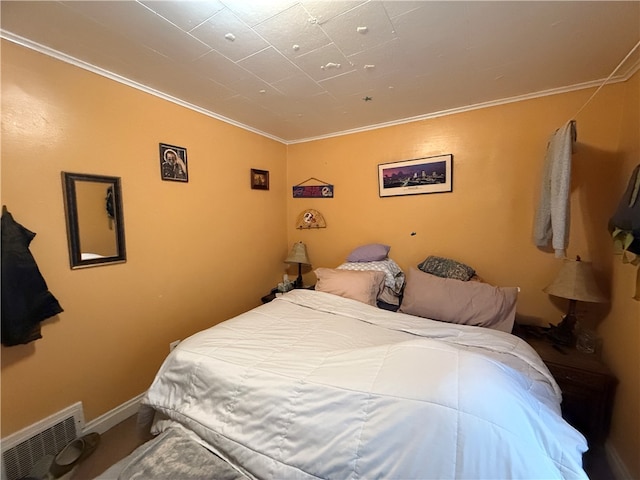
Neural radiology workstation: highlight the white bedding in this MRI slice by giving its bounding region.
[141,289,587,479]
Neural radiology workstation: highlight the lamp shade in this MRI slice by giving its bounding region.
[543,257,607,303]
[285,242,310,265]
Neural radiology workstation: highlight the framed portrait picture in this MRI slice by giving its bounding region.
[251,169,269,190]
[159,143,188,182]
[378,154,453,197]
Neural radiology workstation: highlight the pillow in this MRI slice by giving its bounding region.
[347,243,390,262]
[399,268,518,332]
[336,258,405,295]
[314,268,386,306]
[417,255,475,281]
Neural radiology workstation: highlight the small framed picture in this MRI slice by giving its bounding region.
[159,143,188,182]
[378,154,453,197]
[251,169,269,190]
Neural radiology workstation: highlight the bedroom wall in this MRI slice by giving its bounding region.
[0,41,288,436]
[286,72,639,477]
[597,70,639,479]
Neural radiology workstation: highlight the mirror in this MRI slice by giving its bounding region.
[62,172,126,269]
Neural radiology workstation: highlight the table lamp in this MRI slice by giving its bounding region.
[543,255,607,345]
[285,242,311,288]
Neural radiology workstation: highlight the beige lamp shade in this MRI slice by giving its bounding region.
[285,242,311,265]
[543,257,607,303]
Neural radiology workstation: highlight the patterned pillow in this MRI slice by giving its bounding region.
[337,258,405,294]
[417,255,475,281]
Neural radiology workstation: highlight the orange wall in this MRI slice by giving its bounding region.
[598,71,639,478]
[1,41,288,435]
[286,73,639,477]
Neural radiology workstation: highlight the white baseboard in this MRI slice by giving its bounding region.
[606,440,633,480]
[83,392,145,435]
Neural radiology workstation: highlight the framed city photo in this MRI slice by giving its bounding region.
[251,169,269,190]
[378,154,452,197]
[159,143,188,182]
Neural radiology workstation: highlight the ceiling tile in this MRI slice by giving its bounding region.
[319,2,397,57]
[222,0,298,27]
[381,1,424,19]
[238,47,301,84]
[190,7,269,62]
[389,2,468,49]
[347,38,421,80]
[253,3,332,59]
[301,1,367,25]
[189,49,255,87]
[271,73,325,97]
[140,1,225,32]
[292,43,355,81]
[159,70,236,107]
[62,1,210,62]
[318,69,370,97]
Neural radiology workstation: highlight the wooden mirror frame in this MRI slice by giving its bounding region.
[62,172,126,269]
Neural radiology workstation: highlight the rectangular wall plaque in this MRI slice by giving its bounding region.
[292,184,334,198]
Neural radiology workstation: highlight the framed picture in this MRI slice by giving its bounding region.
[378,154,453,197]
[251,169,269,190]
[159,143,188,182]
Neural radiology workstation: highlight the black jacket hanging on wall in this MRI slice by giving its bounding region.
[1,206,63,346]
[609,164,640,255]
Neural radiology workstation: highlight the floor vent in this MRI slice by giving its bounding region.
[1,403,84,480]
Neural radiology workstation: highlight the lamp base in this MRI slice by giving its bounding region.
[294,263,303,289]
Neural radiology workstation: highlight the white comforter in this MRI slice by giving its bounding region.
[142,289,588,479]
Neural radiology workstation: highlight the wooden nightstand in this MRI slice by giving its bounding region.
[261,288,279,304]
[519,331,617,446]
[261,285,315,303]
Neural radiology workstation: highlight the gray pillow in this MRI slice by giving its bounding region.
[346,243,390,262]
[399,268,518,333]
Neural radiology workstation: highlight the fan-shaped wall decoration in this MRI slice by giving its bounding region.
[296,209,326,229]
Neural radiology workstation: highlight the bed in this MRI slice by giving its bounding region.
[114,280,588,480]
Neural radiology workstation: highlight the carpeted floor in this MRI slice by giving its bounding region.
[70,415,152,479]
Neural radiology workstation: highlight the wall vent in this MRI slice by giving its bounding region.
[1,403,84,480]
